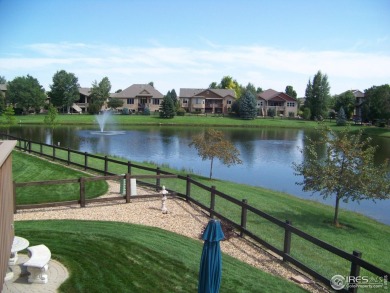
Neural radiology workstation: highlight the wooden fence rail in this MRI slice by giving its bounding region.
[3,133,389,292]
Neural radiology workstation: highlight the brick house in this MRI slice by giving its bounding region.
[111,84,164,113]
[179,88,236,114]
[257,89,298,117]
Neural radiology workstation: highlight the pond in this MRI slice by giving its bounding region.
[6,124,390,225]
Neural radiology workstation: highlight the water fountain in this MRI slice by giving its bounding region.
[91,111,125,135]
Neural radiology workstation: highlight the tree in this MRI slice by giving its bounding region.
[219,76,242,98]
[49,70,79,113]
[336,107,347,126]
[293,125,390,226]
[209,82,218,89]
[239,90,257,119]
[304,71,331,120]
[245,83,257,97]
[107,98,124,110]
[159,92,175,118]
[285,85,297,99]
[363,84,390,122]
[0,76,6,84]
[148,81,154,87]
[7,75,46,113]
[89,77,111,114]
[334,91,355,119]
[189,129,242,179]
[44,103,58,126]
[3,105,15,125]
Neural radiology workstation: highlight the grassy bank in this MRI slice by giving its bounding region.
[13,150,390,286]
[15,220,308,293]
[6,113,390,137]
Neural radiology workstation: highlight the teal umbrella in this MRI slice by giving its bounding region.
[198,219,225,293]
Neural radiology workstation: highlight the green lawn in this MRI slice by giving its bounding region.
[13,151,108,204]
[12,149,390,287]
[4,113,389,137]
[15,220,308,293]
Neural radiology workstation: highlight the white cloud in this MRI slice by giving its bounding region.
[1,42,389,96]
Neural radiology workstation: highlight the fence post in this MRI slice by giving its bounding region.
[240,199,248,237]
[67,148,71,165]
[13,181,17,214]
[156,167,161,191]
[349,250,362,293]
[104,156,108,176]
[127,161,132,174]
[28,140,31,153]
[40,144,43,156]
[80,177,86,208]
[52,145,56,161]
[210,186,216,218]
[84,152,88,171]
[283,220,292,262]
[125,173,131,203]
[186,175,191,202]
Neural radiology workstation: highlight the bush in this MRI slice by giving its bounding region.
[122,108,129,115]
[302,108,311,120]
[336,107,347,126]
[288,112,295,118]
[177,108,186,116]
[267,108,275,117]
[143,107,150,115]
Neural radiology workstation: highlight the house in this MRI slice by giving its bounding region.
[257,89,298,117]
[0,83,7,99]
[179,88,236,114]
[111,84,164,113]
[76,87,92,113]
[351,90,365,121]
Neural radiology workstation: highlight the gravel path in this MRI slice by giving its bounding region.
[14,180,330,293]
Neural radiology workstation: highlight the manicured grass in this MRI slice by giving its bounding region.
[13,151,108,204]
[15,220,308,293]
[5,113,389,137]
[12,149,390,284]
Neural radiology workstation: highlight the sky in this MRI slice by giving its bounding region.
[0,0,389,97]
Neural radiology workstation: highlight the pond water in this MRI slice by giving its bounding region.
[6,124,390,225]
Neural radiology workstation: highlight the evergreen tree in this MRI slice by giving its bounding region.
[304,70,331,120]
[336,107,347,126]
[44,103,58,126]
[239,90,257,119]
[159,93,175,118]
[3,104,15,125]
[285,85,297,99]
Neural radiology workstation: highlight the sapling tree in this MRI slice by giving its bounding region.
[293,125,390,226]
[189,129,242,179]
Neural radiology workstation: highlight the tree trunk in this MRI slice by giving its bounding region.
[333,195,341,227]
[209,157,214,179]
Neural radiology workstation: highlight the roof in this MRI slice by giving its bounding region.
[111,84,163,99]
[258,89,296,102]
[179,88,236,98]
[78,87,91,96]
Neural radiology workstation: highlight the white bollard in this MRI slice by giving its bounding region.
[161,185,168,214]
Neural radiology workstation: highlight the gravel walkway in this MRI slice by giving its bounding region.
[14,180,330,293]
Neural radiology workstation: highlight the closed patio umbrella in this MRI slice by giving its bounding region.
[198,219,225,293]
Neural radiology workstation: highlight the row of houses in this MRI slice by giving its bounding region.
[77,84,299,117]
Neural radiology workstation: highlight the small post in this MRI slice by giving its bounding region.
[28,140,31,153]
[80,177,86,208]
[127,161,132,174]
[104,156,108,176]
[186,175,191,202]
[52,145,55,161]
[67,148,71,165]
[40,144,43,156]
[240,199,248,237]
[125,173,131,203]
[210,186,216,218]
[161,185,168,214]
[283,220,292,262]
[84,152,88,170]
[156,167,161,191]
[348,250,362,293]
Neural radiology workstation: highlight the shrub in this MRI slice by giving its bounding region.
[302,107,311,120]
[177,108,186,116]
[143,107,150,115]
[122,108,129,115]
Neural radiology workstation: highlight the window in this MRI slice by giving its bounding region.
[140,97,147,104]
[269,101,283,107]
[287,102,295,107]
[183,99,188,104]
[153,99,160,105]
[227,100,232,105]
[127,98,134,104]
[258,101,263,106]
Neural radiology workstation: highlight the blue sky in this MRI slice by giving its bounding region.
[0,0,389,97]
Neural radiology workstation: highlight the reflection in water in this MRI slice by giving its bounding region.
[6,125,390,225]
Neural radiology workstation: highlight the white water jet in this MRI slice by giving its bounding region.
[95,111,111,132]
